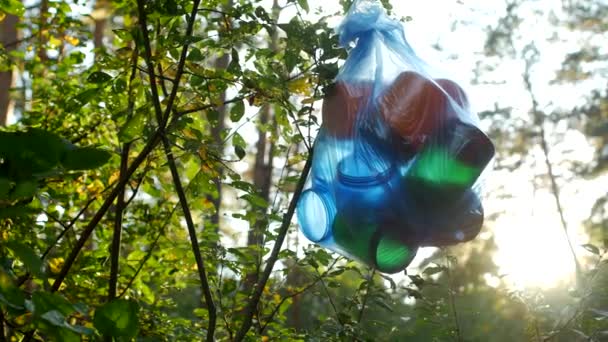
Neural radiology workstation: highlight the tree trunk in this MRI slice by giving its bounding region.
[93,0,110,56]
[208,0,232,229]
[38,0,48,63]
[244,0,280,291]
[0,13,18,126]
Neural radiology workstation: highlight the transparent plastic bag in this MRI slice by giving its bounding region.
[297,0,495,273]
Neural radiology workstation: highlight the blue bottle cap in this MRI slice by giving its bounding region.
[297,188,337,242]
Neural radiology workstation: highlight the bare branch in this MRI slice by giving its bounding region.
[233,151,313,341]
[136,1,217,340]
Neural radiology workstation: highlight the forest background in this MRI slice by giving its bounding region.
[0,0,607,340]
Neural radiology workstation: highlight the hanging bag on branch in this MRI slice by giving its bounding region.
[297,0,495,273]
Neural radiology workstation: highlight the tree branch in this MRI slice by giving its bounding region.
[136,1,216,340]
[50,131,163,292]
[109,48,139,302]
[357,268,376,324]
[444,251,462,342]
[107,146,130,301]
[233,151,313,341]
[522,58,582,279]
[260,257,340,333]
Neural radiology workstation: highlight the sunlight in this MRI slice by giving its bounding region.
[485,131,603,289]
[492,196,577,289]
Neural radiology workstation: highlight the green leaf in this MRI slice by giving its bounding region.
[6,241,45,278]
[73,88,99,106]
[234,146,246,160]
[228,48,241,73]
[87,71,113,84]
[113,78,128,94]
[118,111,146,142]
[191,74,205,87]
[61,147,112,170]
[93,299,140,339]
[187,48,205,61]
[32,292,75,317]
[41,310,69,326]
[10,180,37,200]
[241,193,268,208]
[0,128,66,174]
[297,0,309,12]
[233,133,246,160]
[0,0,25,16]
[582,243,600,255]
[230,100,245,122]
[423,266,445,276]
[40,310,94,335]
[0,269,25,310]
[589,308,608,319]
[0,177,10,199]
[373,298,394,312]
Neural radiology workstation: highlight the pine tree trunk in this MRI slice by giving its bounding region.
[0,13,18,126]
[245,0,280,289]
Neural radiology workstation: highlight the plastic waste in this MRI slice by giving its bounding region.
[296,0,495,273]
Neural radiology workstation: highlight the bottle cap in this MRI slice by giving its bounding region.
[297,188,336,242]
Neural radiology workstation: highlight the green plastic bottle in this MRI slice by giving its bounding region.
[333,213,417,274]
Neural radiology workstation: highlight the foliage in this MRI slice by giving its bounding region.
[0,0,607,341]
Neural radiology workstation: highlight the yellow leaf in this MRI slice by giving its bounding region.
[301,97,315,104]
[48,36,61,48]
[262,336,269,342]
[15,313,31,325]
[64,35,79,46]
[202,198,217,211]
[273,293,281,304]
[183,129,196,139]
[252,96,264,107]
[0,13,6,22]
[287,77,312,96]
[86,179,105,195]
[197,146,207,159]
[48,257,64,274]
[108,171,120,185]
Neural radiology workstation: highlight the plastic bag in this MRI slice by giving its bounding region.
[297,0,495,273]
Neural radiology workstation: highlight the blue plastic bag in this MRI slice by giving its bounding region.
[297,0,495,273]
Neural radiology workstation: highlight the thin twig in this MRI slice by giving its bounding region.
[522,60,581,279]
[109,48,138,302]
[260,257,341,333]
[233,151,313,341]
[0,309,5,342]
[177,96,247,116]
[136,1,216,340]
[318,272,343,325]
[40,197,96,259]
[541,251,606,341]
[444,250,463,342]
[50,131,163,292]
[118,169,204,298]
[357,268,376,324]
[46,90,246,294]
[215,261,235,341]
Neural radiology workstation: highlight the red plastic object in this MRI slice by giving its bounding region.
[322,82,372,138]
[378,72,459,149]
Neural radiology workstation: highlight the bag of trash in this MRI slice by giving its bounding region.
[297,0,495,273]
